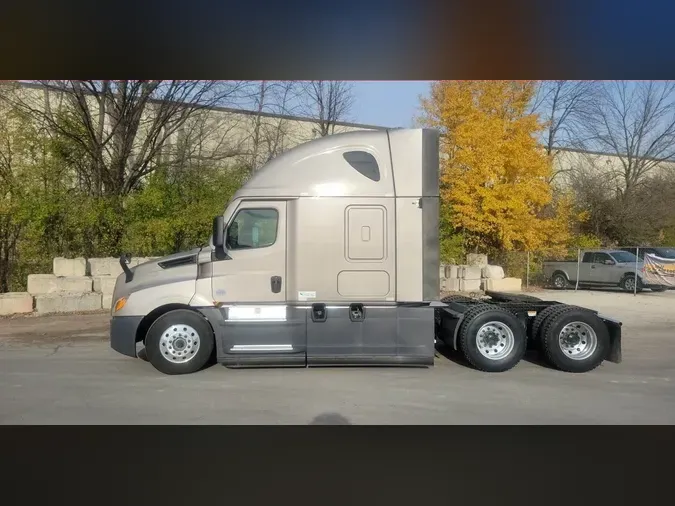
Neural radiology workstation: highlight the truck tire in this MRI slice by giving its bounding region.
[441,295,474,303]
[551,272,569,289]
[620,274,643,293]
[529,304,565,345]
[539,307,609,373]
[457,305,527,373]
[145,309,215,375]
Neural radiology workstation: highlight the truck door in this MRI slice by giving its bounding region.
[577,252,593,283]
[590,252,615,285]
[211,201,306,365]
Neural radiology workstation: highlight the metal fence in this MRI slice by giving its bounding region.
[486,246,675,296]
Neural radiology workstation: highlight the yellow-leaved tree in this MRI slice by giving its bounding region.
[419,80,575,262]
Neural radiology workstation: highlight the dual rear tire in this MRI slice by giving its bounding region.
[457,303,610,373]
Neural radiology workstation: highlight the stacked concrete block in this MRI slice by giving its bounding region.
[88,257,124,277]
[460,266,482,280]
[17,255,162,315]
[0,292,34,315]
[53,257,87,277]
[484,277,522,292]
[459,279,481,292]
[442,278,461,291]
[35,292,102,315]
[482,265,505,280]
[27,274,93,295]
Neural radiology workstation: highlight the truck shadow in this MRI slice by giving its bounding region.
[308,413,352,425]
[435,343,557,370]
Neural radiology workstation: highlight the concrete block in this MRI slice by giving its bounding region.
[460,279,481,292]
[27,274,93,295]
[446,265,460,278]
[485,277,522,292]
[35,292,102,314]
[87,257,122,277]
[53,257,87,277]
[102,294,114,311]
[482,265,505,279]
[443,278,461,291]
[466,253,488,268]
[130,256,159,267]
[93,276,117,294]
[461,266,482,280]
[0,292,34,315]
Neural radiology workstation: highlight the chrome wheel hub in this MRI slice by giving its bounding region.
[159,324,200,363]
[558,321,597,360]
[477,321,515,360]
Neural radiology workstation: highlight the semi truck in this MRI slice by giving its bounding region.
[109,128,622,375]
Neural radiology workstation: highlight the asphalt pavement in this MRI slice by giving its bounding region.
[1,290,674,424]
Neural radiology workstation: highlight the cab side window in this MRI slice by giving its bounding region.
[226,209,278,250]
[593,253,611,264]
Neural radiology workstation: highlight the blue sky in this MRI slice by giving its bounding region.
[348,81,432,128]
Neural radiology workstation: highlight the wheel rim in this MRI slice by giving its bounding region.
[557,321,597,360]
[624,277,635,291]
[554,275,565,288]
[476,321,515,360]
[159,324,201,363]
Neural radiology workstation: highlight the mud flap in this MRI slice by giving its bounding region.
[601,317,622,364]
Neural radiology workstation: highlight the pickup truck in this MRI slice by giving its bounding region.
[543,249,668,293]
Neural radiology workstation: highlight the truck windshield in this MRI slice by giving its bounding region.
[610,251,638,263]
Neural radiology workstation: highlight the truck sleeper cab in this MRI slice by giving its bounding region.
[110,128,623,375]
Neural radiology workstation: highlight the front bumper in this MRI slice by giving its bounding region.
[110,316,144,358]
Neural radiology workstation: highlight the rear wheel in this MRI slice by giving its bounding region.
[540,307,609,373]
[145,309,215,375]
[529,304,566,348]
[620,274,642,293]
[551,272,569,289]
[458,305,527,372]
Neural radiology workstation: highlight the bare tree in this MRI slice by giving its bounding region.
[580,81,675,194]
[531,80,598,156]
[2,80,250,196]
[245,81,303,171]
[301,81,354,137]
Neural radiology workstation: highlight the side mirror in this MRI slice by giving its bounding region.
[212,216,226,259]
[604,259,615,265]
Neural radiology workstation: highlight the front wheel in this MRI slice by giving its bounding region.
[457,305,527,372]
[145,309,215,375]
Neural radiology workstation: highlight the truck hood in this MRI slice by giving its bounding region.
[112,247,203,302]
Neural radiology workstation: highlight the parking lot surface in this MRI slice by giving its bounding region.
[1,289,674,424]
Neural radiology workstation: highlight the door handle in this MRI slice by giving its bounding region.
[270,276,282,293]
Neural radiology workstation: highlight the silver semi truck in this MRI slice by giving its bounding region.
[110,128,622,375]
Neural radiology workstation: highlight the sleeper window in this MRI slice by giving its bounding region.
[343,151,381,182]
[226,209,278,250]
